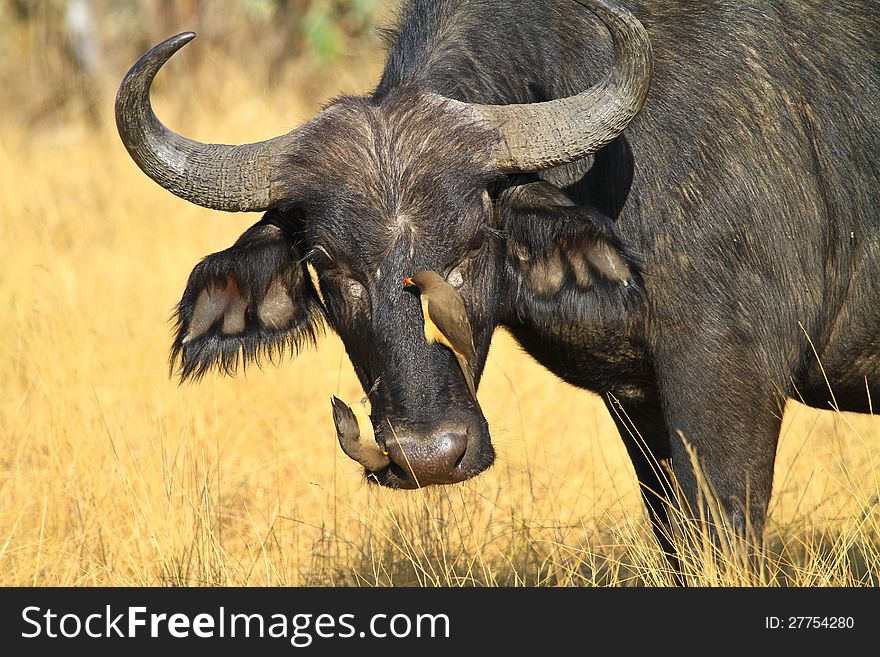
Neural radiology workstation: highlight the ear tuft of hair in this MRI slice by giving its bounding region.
[170,220,325,382]
[501,180,644,327]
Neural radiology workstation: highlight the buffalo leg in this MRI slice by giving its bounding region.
[653,337,785,574]
[603,394,683,584]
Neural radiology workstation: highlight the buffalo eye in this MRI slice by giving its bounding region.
[467,230,485,252]
[307,244,336,269]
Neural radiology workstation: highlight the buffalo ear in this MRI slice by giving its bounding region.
[171,215,324,381]
[500,180,643,323]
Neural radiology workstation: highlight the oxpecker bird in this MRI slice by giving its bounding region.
[330,395,389,472]
[403,271,477,398]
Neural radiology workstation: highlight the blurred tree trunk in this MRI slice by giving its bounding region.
[64,0,101,125]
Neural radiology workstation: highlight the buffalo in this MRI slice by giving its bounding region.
[116,0,880,572]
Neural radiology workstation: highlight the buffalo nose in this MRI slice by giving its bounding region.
[385,428,469,486]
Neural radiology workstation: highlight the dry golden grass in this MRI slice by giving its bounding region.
[1,44,878,587]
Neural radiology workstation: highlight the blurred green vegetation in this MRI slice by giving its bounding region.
[0,0,392,129]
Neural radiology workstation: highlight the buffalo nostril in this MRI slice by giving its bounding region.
[450,433,467,469]
[427,430,468,474]
[387,460,410,482]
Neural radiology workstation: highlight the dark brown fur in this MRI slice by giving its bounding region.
[168,0,880,566]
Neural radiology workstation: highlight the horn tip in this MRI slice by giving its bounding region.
[160,31,197,55]
[174,31,197,44]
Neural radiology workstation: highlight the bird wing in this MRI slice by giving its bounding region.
[426,290,478,398]
[331,396,389,471]
[427,294,476,362]
[331,396,360,441]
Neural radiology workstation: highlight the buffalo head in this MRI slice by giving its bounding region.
[115,0,651,488]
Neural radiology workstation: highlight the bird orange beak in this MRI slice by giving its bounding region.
[402,277,415,287]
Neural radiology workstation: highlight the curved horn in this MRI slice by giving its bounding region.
[468,0,653,172]
[115,33,294,212]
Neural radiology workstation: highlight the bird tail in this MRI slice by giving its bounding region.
[454,352,477,399]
